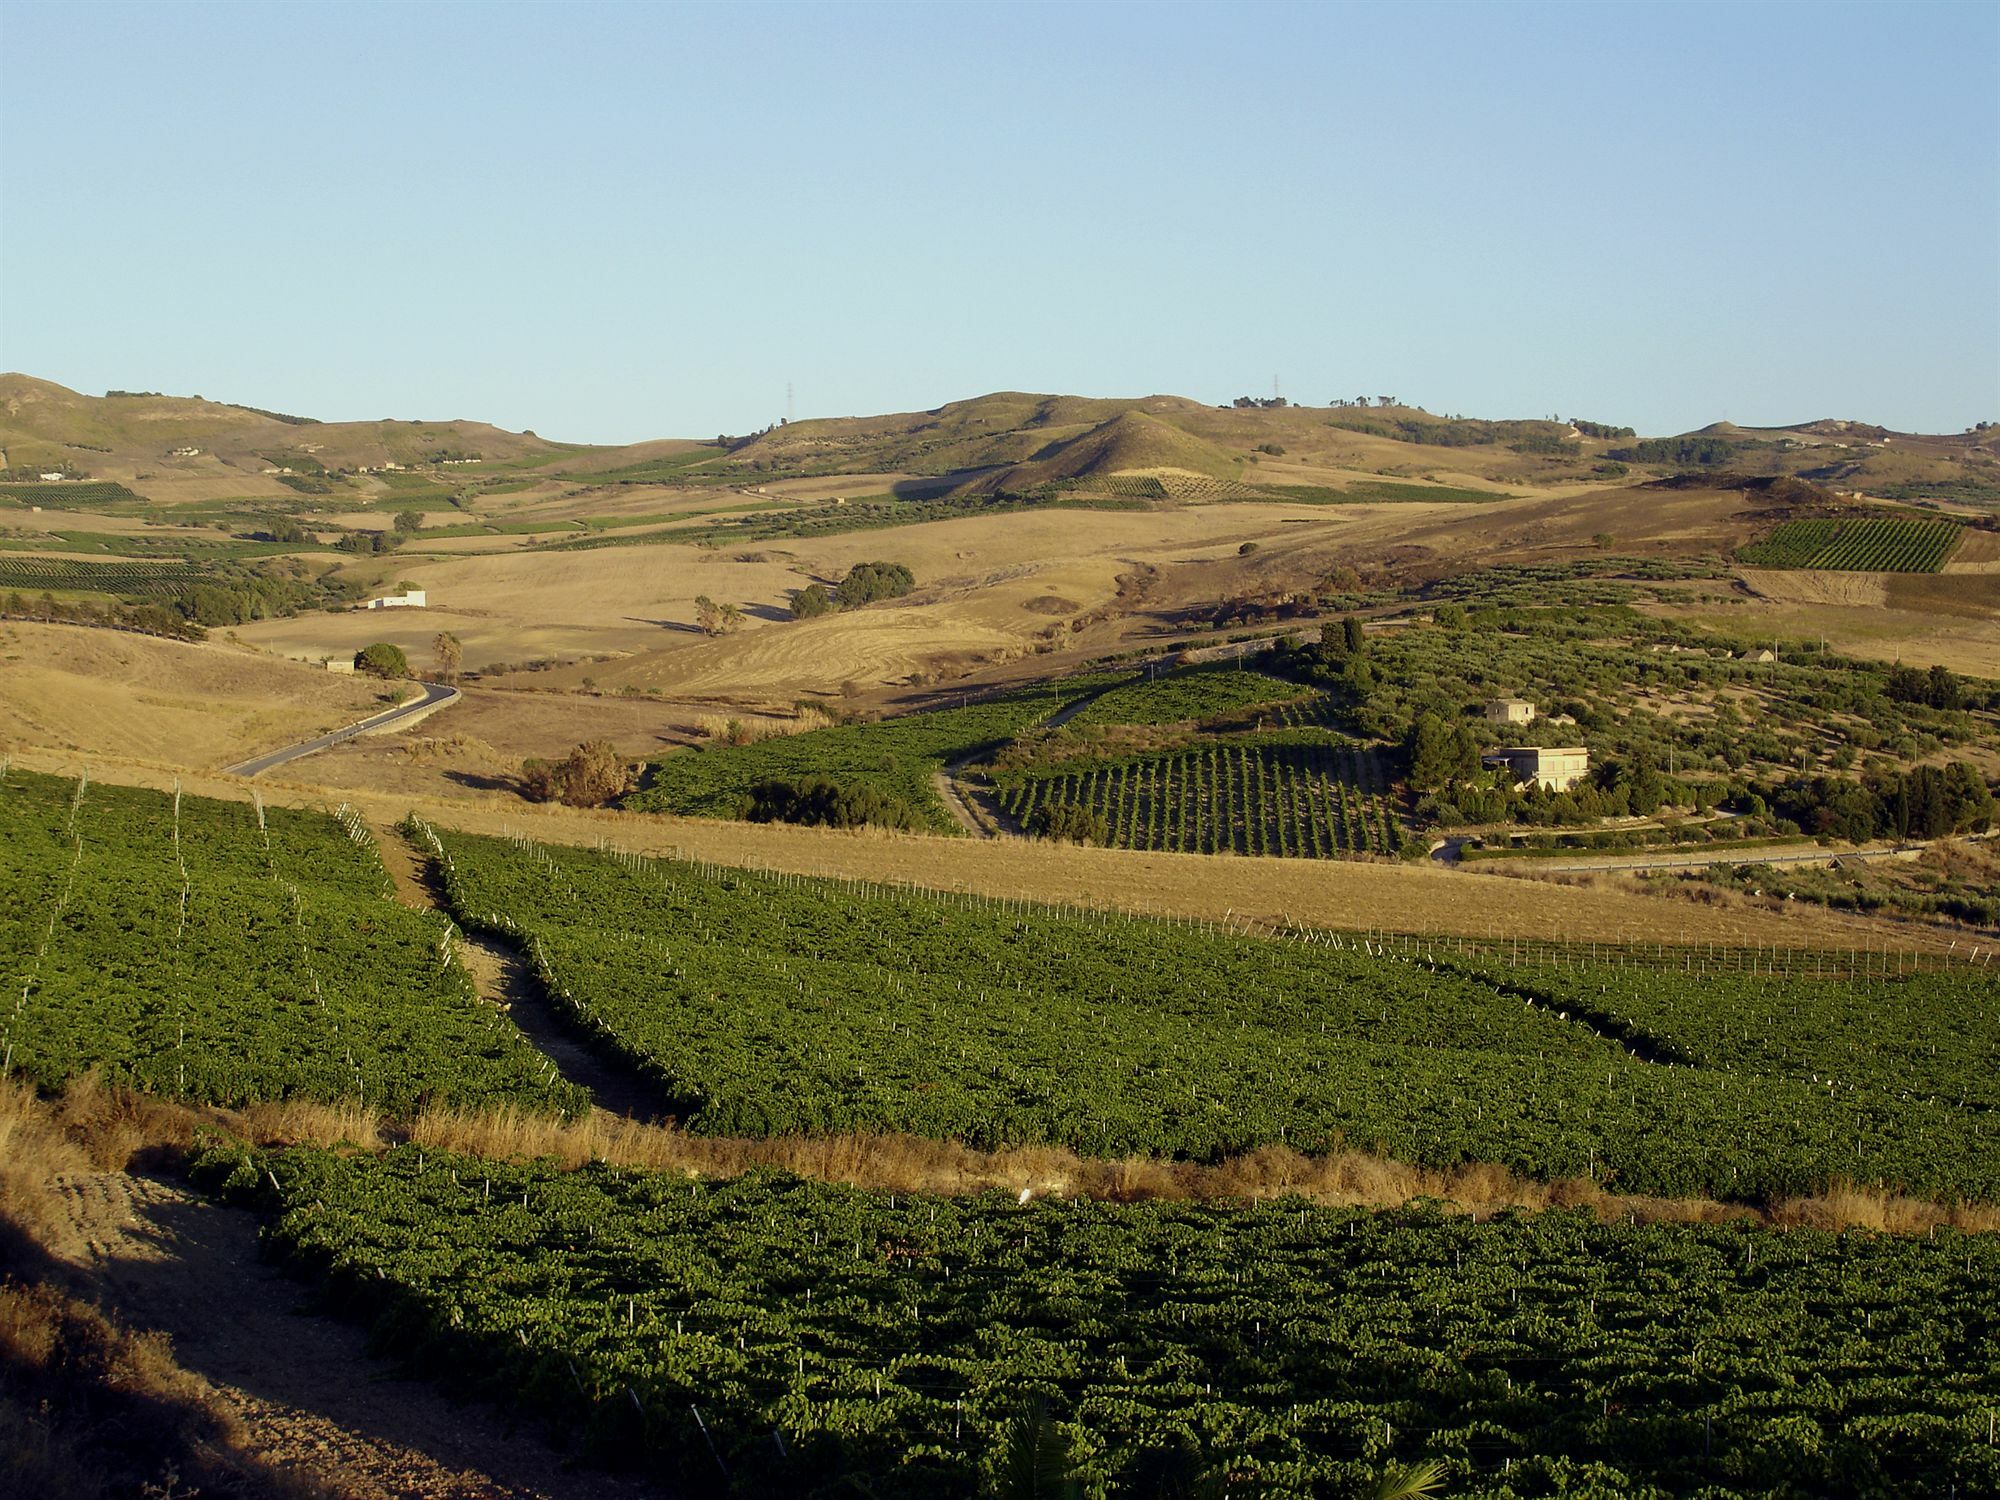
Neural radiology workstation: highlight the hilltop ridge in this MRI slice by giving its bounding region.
[4,374,1994,510]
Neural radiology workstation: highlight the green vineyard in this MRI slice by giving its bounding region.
[0,770,581,1114]
[995,738,1403,856]
[0,480,145,509]
[630,687,1095,833]
[0,553,198,598]
[198,1144,2000,1499]
[1736,516,1962,572]
[420,826,2000,1200]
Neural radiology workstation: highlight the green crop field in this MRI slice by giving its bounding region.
[196,1144,2000,1499]
[0,770,581,1114]
[996,739,1402,857]
[630,688,1097,832]
[1736,517,1962,572]
[420,827,2000,1200]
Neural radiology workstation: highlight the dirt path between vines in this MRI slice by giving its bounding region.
[931,765,991,837]
[370,821,669,1123]
[45,1169,657,1500]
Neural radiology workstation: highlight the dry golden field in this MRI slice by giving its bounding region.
[0,625,385,768]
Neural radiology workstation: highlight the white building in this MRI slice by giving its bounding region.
[1484,698,1537,726]
[1482,746,1590,792]
[37,472,64,482]
[364,589,426,610]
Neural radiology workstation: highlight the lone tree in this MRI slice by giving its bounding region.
[354,642,410,679]
[432,630,462,682]
[693,595,743,636]
[394,509,424,534]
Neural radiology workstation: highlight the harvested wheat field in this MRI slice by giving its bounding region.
[1739,569,1891,608]
[0,624,385,769]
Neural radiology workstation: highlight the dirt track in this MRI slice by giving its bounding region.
[46,1170,654,1500]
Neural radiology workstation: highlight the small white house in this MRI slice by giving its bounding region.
[364,589,426,610]
[1484,698,1537,726]
[37,472,64,482]
[1483,746,1591,792]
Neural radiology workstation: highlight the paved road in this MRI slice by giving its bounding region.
[223,681,460,778]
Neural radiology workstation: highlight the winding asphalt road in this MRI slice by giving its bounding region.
[223,681,460,778]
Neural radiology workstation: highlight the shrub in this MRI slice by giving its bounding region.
[520,740,633,807]
[789,583,835,618]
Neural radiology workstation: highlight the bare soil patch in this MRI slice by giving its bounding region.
[43,1169,653,1500]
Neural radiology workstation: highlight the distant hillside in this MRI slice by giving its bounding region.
[0,374,563,492]
[6,372,1993,511]
[976,409,1243,492]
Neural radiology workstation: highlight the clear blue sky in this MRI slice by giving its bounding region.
[2,0,1995,442]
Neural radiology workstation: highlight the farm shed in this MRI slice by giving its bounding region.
[364,589,427,610]
[1483,698,1536,726]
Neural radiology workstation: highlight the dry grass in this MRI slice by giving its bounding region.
[402,1104,2000,1232]
[0,1279,323,1500]
[693,706,834,744]
[0,622,381,770]
[0,1075,329,1500]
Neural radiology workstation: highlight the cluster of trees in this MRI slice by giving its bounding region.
[789,561,917,619]
[520,741,633,807]
[1886,663,1965,711]
[1,590,205,642]
[741,776,923,830]
[249,516,316,545]
[1410,745,1723,829]
[1767,763,1994,843]
[1607,436,1737,466]
[336,529,400,556]
[1231,395,1289,409]
[178,562,355,627]
[1026,801,1109,844]
[1326,396,1399,408]
[1509,433,1580,457]
[1570,419,1636,439]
